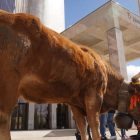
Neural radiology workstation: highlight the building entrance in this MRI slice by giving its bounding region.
[34,104,50,129]
[57,104,69,129]
[11,103,27,130]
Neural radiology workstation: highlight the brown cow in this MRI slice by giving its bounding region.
[0,9,140,140]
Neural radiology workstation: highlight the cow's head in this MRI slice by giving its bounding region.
[129,72,140,95]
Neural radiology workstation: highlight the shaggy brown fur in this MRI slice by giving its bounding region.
[0,10,140,140]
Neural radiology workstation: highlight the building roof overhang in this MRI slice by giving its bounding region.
[61,0,140,64]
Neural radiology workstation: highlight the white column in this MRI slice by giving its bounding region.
[107,16,128,80]
[14,0,65,33]
[137,0,140,16]
[28,103,35,130]
[42,0,65,33]
[49,104,57,129]
[68,106,75,129]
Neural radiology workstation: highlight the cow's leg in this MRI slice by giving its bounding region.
[70,106,88,140]
[0,112,11,140]
[0,75,19,140]
[0,97,17,140]
[85,88,103,140]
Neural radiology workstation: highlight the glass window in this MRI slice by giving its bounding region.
[18,98,26,103]
[34,104,50,129]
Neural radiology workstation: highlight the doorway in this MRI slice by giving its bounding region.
[34,104,50,129]
[11,103,27,130]
[57,104,69,129]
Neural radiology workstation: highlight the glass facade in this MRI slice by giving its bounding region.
[57,104,69,129]
[11,102,69,130]
[0,0,15,13]
[34,104,50,129]
[11,102,27,130]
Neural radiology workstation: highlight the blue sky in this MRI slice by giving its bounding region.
[65,0,139,29]
[65,0,140,80]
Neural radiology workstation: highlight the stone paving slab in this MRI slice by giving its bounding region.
[11,129,138,140]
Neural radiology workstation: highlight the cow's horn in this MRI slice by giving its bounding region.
[131,72,140,83]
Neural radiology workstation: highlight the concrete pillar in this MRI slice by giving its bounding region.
[14,0,65,33]
[49,104,57,129]
[137,0,140,16]
[68,107,75,129]
[28,103,35,130]
[107,16,128,79]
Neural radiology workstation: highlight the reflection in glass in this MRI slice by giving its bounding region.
[57,104,69,129]
[19,104,26,129]
[18,97,26,103]
[0,0,16,13]
[34,104,50,129]
[11,106,18,130]
[11,103,27,130]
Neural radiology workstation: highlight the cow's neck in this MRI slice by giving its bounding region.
[101,79,130,114]
[116,80,131,113]
[120,80,130,91]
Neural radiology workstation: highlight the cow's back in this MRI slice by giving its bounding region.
[0,10,108,104]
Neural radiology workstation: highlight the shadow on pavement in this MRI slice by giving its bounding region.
[44,129,76,137]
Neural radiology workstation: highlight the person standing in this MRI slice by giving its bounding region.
[100,112,108,140]
[121,129,129,140]
[100,110,117,140]
[107,110,117,140]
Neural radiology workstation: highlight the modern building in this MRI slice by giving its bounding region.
[0,0,140,130]
[62,0,140,80]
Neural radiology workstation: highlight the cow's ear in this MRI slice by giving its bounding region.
[131,72,140,83]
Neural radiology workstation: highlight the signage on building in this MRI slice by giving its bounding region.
[128,12,140,24]
[133,17,140,24]
[128,12,131,19]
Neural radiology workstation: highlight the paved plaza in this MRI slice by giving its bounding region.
[11,129,138,140]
